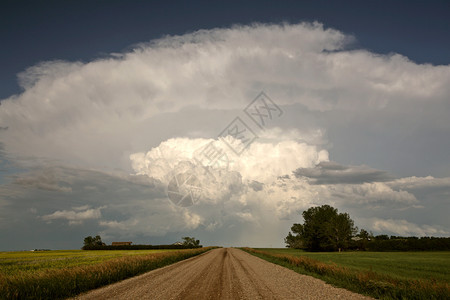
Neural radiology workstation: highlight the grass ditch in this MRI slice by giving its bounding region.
[0,247,215,299]
[241,247,449,300]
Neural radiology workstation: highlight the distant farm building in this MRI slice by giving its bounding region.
[173,242,183,246]
[111,242,132,246]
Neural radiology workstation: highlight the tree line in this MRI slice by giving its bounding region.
[82,236,202,250]
[285,205,450,251]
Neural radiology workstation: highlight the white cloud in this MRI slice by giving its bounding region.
[368,218,449,236]
[99,219,138,231]
[72,205,91,211]
[130,135,328,184]
[388,176,450,190]
[183,211,203,229]
[0,22,448,171]
[328,182,418,206]
[41,206,104,225]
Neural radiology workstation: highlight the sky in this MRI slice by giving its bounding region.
[0,0,449,250]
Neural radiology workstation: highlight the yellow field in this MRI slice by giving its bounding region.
[0,249,176,275]
[0,247,214,299]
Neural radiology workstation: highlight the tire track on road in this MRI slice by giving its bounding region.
[74,248,373,300]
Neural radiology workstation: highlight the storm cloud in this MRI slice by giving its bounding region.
[294,161,394,184]
[0,23,449,250]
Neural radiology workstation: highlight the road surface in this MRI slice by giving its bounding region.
[74,248,372,299]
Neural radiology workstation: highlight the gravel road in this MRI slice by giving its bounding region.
[74,248,373,299]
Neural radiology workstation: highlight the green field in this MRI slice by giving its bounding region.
[0,249,176,275]
[256,248,450,283]
[244,248,450,300]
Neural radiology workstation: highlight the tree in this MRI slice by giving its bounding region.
[354,229,371,250]
[284,224,304,248]
[324,212,357,251]
[83,235,103,247]
[374,234,389,240]
[285,205,357,251]
[182,237,201,247]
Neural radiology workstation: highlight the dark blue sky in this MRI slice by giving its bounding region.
[1,0,449,100]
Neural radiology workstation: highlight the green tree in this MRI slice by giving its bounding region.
[324,212,357,251]
[285,205,357,251]
[375,234,389,240]
[284,224,304,248]
[182,237,201,247]
[355,229,371,250]
[83,235,103,247]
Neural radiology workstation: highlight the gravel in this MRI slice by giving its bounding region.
[73,248,373,300]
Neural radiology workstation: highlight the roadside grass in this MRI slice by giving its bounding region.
[0,247,215,299]
[242,248,450,300]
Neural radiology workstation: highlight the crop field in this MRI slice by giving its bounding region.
[256,248,450,283]
[0,247,214,299]
[0,249,177,275]
[244,248,450,299]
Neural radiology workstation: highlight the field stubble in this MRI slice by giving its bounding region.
[0,247,214,299]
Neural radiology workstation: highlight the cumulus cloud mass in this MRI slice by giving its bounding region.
[0,23,449,249]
